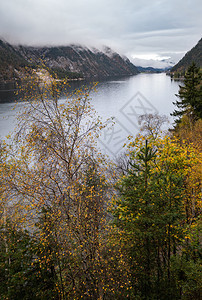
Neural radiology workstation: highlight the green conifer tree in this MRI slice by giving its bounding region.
[113,138,191,299]
[172,63,202,123]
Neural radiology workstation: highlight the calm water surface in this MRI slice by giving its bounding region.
[0,73,180,156]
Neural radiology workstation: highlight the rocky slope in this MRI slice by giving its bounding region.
[171,38,202,73]
[0,39,28,82]
[0,40,139,82]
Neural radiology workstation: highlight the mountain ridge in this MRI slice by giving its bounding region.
[137,66,171,73]
[171,38,202,73]
[0,40,139,82]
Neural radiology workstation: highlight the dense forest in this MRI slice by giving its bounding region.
[0,64,201,299]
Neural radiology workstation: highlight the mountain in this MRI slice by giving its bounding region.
[171,38,202,73]
[0,40,139,82]
[0,39,29,81]
[131,57,175,70]
[137,66,171,73]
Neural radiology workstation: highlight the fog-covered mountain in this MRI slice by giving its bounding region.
[131,57,175,71]
[0,39,28,82]
[0,40,139,82]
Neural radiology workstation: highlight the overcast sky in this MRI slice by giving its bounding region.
[0,0,201,66]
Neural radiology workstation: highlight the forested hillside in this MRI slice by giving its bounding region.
[171,38,202,74]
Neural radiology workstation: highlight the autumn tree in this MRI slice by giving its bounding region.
[1,70,127,299]
[138,113,169,139]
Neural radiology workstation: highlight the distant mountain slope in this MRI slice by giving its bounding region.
[16,44,139,78]
[137,66,170,73]
[0,40,139,82]
[171,38,202,73]
[0,40,29,81]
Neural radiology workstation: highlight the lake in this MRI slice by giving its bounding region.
[0,73,180,156]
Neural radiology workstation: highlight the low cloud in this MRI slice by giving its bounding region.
[0,0,201,65]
